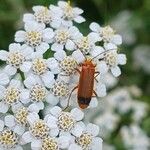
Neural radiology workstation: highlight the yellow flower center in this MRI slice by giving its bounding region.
[4,87,20,105]
[41,137,58,150]
[30,120,49,139]
[0,129,18,149]
[7,52,25,68]
[32,58,48,75]
[58,112,75,132]
[26,31,42,47]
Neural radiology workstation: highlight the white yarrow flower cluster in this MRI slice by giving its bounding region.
[0,1,127,149]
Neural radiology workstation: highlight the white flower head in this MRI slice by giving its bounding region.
[51,26,82,52]
[0,79,29,113]
[45,106,84,137]
[15,21,54,54]
[23,6,62,28]
[57,1,85,27]
[98,48,127,77]
[75,33,100,55]
[90,22,122,46]
[0,119,24,150]
[0,43,34,76]
[26,56,58,88]
[54,50,79,75]
[69,123,103,150]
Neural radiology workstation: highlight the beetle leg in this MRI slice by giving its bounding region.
[63,85,78,110]
[92,90,98,97]
[94,72,100,83]
[75,68,81,74]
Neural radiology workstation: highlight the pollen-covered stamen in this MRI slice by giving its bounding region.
[41,137,59,150]
[104,51,118,67]
[26,31,42,47]
[7,52,25,68]
[100,26,115,42]
[63,4,74,20]
[30,120,49,139]
[55,29,70,44]
[4,87,20,105]
[0,129,18,149]
[51,81,69,97]
[34,7,52,24]
[15,107,28,126]
[77,37,91,54]
[32,58,48,75]
[30,84,47,102]
[58,112,75,132]
[76,133,93,149]
[60,56,78,74]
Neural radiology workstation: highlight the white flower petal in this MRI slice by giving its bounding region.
[72,50,85,64]
[33,6,44,12]
[47,116,58,128]
[46,93,59,105]
[4,65,17,76]
[73,7,83,15]
[92,137,103,150]
[89,97,98,108]
[21,131,33,144]
[86,123,99,136]
[36,42,49,54]
[71,122,84,137]
[24,75,41,88]
[9,43,21,52]
[104,43,117,50]
[4,115,16,127]
[23,13,34,22]
[50,106,62,118]
[51,43,64,51]
[90,22,101,32]
[11,102,23,113]
[58,136,70,149]
[9,79,21,88]
[97,61,108,74]
[96,83,106,97]
[88,32,101,43]
[28,104,40,113]
[0,73,9,85]
[0,120,4,131]
[65,39,75,51]
[74,16,85,23]
[111,66,121,77]
[15,31,26,42]
[41,71,55,88]
[20,89,30,104]
[20,61,32,73]
[111,34,122,45]
[47,58,59,70]
[117,54,127,65]
[69,144,82,150]
[0,101,9,113]
[43,28,54,42]
[0,50,8,61]
[50,19,61,29]
[49,128,59,137]
[14,125,25,135]
[54,50,66,61]
[31,140,41,150]
[27,112,39,125]
[71,108,84,121]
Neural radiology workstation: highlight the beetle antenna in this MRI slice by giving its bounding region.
[90,48,116,61]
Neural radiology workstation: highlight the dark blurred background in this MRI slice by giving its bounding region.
[0,0,149,149]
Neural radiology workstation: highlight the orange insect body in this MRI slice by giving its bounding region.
[77,60,96,109]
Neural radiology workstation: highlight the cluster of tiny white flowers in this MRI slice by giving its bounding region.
[0,1,127,150]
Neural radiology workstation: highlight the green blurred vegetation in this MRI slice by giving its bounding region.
[0,0,149,149]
